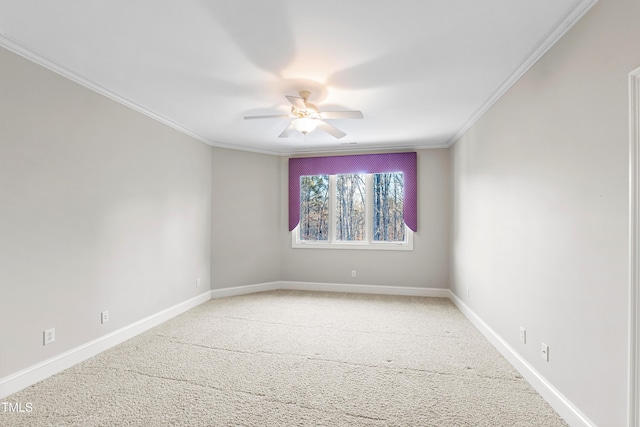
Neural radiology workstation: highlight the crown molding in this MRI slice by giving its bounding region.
[206,138,283,156]
[279,141,449,157]
[0,1,598,157]
[0,34,223,144]
[446,0,598,148]
[0,34,412,158]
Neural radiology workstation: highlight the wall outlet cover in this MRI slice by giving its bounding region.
[43,328,55,345]
[541,343,549,361]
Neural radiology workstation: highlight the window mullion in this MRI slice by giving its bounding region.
[329,175,337,243]
[365,174,373,244]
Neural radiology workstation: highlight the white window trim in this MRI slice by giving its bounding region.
[292,173,414,251]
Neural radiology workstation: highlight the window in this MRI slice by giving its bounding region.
[335,173,366,241]
[289,152,417,250]
[373,172,405,242]
[293,170,413,250]
[299,175,329,241]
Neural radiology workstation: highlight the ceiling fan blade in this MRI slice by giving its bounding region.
[285,95,306,111]
[278,124,296,138]
[316,120,347,139]
[244,114,290,120]
[319,111,364,119]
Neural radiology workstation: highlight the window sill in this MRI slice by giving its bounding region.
[291,226,414,251]
[292,242,413,251]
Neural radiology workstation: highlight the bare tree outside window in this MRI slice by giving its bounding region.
[373,172,405,241]
[336,174,366,241]
[300,175,329,240]
[298,172,406,245]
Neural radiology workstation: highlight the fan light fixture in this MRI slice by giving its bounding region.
[292,117,319,135]
[244,91,363,139]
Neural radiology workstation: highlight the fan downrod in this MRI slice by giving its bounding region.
[299,90,311,101]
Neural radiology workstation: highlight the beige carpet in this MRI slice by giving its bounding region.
[1,290,568,426]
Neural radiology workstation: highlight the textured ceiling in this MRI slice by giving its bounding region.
[0,0,596,154]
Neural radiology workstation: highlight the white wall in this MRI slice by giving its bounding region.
[211,147,282,288]
[0,47,212,379]
[281,149,450,288]
[449,0,639,425]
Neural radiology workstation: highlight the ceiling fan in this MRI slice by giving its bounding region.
[244,91,363,139]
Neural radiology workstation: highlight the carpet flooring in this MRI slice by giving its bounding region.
[1,290,568,426]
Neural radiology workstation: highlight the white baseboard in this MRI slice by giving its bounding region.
[0,281,447,399]
[447,291,596,427]
[0,290,211,399]
[208,281,450,299]
[278,280,450,298]
[210,282,281,299]
[0,281,596,427]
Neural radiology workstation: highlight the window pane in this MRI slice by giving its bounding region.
[300,175,329,241]
[373,172,405,242]
[336,174,366,241]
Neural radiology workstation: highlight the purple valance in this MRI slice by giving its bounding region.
[289,152,417,232]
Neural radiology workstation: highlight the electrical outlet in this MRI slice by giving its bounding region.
[43,328,55,345]
[519,327,526,344]
[541,343,549,361]
[196,278,201,288]
[101,311,110,324]
[351,270,357,278]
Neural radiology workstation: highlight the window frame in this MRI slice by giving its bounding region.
[292,173,414,251]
